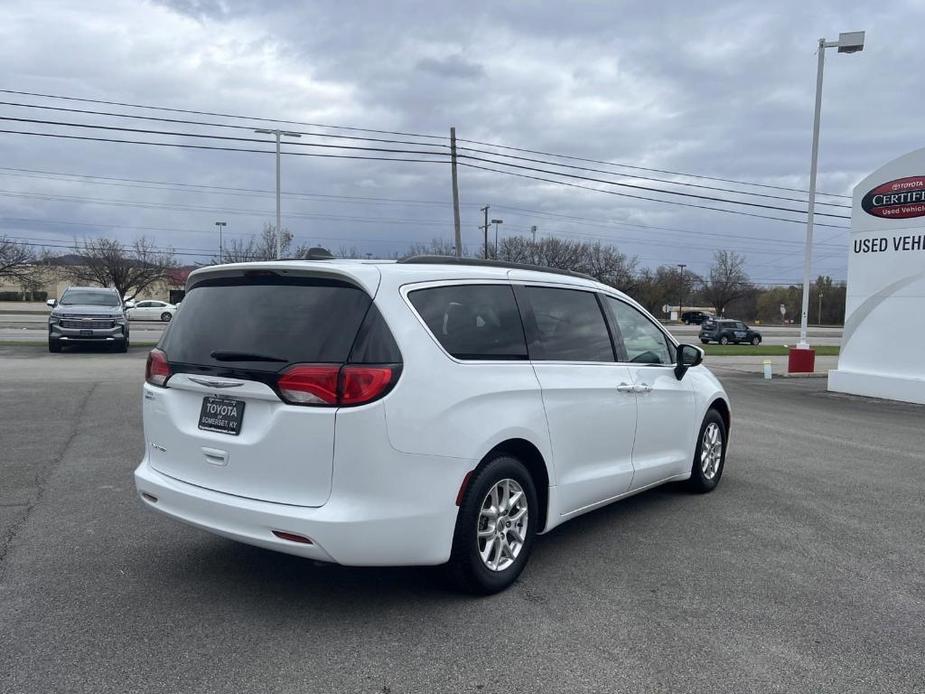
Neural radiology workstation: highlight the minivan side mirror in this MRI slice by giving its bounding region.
[46,298,57,308]
[675,343,704,380]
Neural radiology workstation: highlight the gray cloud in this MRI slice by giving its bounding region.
[0,0,921,283]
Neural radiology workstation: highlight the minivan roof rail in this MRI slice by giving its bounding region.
[397,255,596,281]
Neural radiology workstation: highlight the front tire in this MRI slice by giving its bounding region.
[719,336,729,345]
[751,336,761,346]
[446,455,538,595]
[48,338,61,353]
[688,409,727,493]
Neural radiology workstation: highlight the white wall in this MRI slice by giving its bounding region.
[828,148,925,404]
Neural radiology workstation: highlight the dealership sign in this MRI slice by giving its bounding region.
[861,175,925,219]
[829,148,925,405]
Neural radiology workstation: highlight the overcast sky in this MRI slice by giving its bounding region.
[1,0,922,283]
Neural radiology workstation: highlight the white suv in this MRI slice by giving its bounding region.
[134,256,730,594]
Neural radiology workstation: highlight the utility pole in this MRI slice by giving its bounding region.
[214,221,227,263]
[255,128,301,259]
[677,264,687,322]
[531,225,537,243]
[480,205,490,259]
[491,219,503,258]
[818,291,824,325]
[450,127,462,257]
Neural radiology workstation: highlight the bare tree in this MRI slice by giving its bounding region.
[401,238,460,258]
[701,250,751,316]
[64,237,177,301]
[212,223,294,264]
[0,236,36,283]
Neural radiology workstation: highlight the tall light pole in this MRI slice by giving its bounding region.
[818,291,825,325]
[491,219,503,257]
[677,263,687,322]
[214,221,227,263]
[255,128,302,259]
[797,31,865,349]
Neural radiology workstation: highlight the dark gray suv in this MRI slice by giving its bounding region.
[47,287,130,353]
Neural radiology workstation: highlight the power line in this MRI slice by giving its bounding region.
[0,116,451,157]
[0,128,449,164]
[457,145,850,209]
[455,137,851,200]
[0,166,477,208]
[0,100,450,149]
[458,153,849,219]
[0,88,448,141]
[459,161,850,229]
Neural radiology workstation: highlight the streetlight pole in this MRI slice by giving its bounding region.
[214,221,227,263]
[255,128,302,259]
[818,292,824,325]
[797,31,864,349]
[677,264,687,322]
[491,219,503,257]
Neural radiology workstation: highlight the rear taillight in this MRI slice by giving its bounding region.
[277,364,398,407]
[145,348,172,387]
[340,366,396,405]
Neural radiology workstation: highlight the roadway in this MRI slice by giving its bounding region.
[0,345,920,693]
[0,312,844,347]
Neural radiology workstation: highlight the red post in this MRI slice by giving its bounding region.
[787,347,816,374]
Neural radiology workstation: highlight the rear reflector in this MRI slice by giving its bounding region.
[272,530,314,544]
[145,348,172,387]
[141,492,158,503]
[277,363,397,407]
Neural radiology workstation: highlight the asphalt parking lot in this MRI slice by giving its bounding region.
[1,346,922,693]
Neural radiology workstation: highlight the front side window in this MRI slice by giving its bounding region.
[521,286,614,362]
[605,297,673,365]
[408,284,528,360]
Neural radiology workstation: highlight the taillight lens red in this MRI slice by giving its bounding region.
[340,366,396,405]
[277,364,397,406]
[145,348,172,387]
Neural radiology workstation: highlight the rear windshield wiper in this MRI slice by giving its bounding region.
[210,351,287,363]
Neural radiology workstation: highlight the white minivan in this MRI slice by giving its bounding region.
[135,256,730,593]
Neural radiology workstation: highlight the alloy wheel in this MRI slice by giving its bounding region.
[701,422,723,480]
[477,478,528,572]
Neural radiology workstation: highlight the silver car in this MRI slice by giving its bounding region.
[47,287,130,352]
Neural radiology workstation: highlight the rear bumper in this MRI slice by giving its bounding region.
[134,452,469,566]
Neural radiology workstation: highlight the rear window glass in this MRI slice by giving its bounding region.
[522,286,614,362]
[408,284,527,360]
[159,274,372,369]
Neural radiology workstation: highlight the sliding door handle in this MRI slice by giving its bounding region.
[617,383,635,393]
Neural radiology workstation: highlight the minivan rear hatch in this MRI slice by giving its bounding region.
[144,265,399,507]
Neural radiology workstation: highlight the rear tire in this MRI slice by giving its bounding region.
[688,409,727,493]
[161,312,172,322]
[48,338,61,353]
[751,336,761,346]
[446,455,538,595]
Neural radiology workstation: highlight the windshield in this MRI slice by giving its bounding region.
[60,290,121,307]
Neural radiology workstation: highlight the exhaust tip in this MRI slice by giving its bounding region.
[272,530,314,545]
